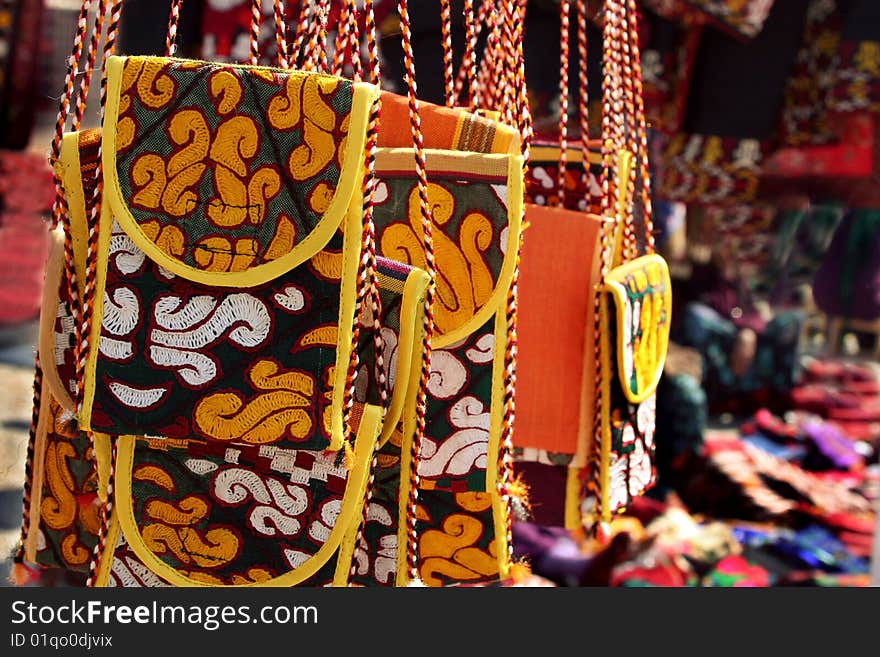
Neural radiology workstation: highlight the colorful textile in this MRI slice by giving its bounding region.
[683,0,775,39]
[0,0,44,149]
[597,255,670,521]
[82,56,380,453]
[369,142,524,586]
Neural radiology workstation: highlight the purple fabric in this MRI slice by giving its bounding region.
[802,420,862,470]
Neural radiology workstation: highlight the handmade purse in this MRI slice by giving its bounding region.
[18,0,434,588]
[15,0,107,580]
[340,1,527,587]
[514,0,670,533]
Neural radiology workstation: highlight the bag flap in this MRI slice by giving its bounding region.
[515,205,604,462]
[102,56,379,287]
[603,253,672,404]
[112,404,381,587]
[373,148,523,348]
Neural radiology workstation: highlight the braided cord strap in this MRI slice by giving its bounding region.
[333,0,362,79]
[616,0,638,261]
[462,0,479,108]
[165,0,183,57]
[458,0,494,104]
[439,0,455,106]
[291,0,314,67]
[341,0,392,584]
[473,2,501,111]
[75,0,107,128]
[495,0,530,577]
[274,0,290,67]
[249,0,262,65]
[14,356,43,566]
[577,0,596,212]
[50,2,94,406]
[625,0,654,252]
[588,0,625,534]
[557,0,571,207]
[304,0,331,72]
[83,0,123,587]
[395,0,438,585]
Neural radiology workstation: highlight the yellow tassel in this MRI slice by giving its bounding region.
[344,442,355,471]
[509,560,532,583]
[507,474,532,513]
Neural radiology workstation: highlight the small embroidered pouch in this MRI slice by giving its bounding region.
[597,253,671,521]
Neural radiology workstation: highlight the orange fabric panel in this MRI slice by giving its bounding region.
[515,205,603,457]
[378,91,458,149]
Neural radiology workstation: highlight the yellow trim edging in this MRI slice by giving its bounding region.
[604,253,672,405]
[57,130,90,297]
[488,308,511,580]
[379,267,429,446]
[101,55,379,288]
[112,404,381,587]
[373,148,524,350]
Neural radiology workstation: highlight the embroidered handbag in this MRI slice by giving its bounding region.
[513,0,670,533]
[337,2,528,587]
[15,0,109,582]
[18,0,432,588]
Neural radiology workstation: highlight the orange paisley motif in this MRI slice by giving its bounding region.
[194,359,316,444]
[133,464,175,491]
[40,441,77,531]
[308,181,335,214]
[131,154,167,210]
[162,162,207,217]
[194,236,258,272]
[209,69,243,115]
[141,221,186,258]
[289,119,336,182]
[418,498,500,586]
[247,166,282,225]
[141,495,239,569]
[209,116,259,178]
[117,115,135,152]
[309,248,343,282]
[381,184,495,335]
[60,533,91,567]
[135,60,176,110]
[264,214,297,261]
[267,75,304,130]
[208,166,249,227]
[184,567,274,585]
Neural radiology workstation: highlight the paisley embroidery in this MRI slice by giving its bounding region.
[33,399,100,573]
[426,350,468,400]
[419,396,489,479]
[141,495,240,569]
[107,381,170,409]
[212,468,309,538]
[115,58,355,271]
[193,359,316,444]
[419,493,499,587]
[375,170,510,338]
[147,293,272,387]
